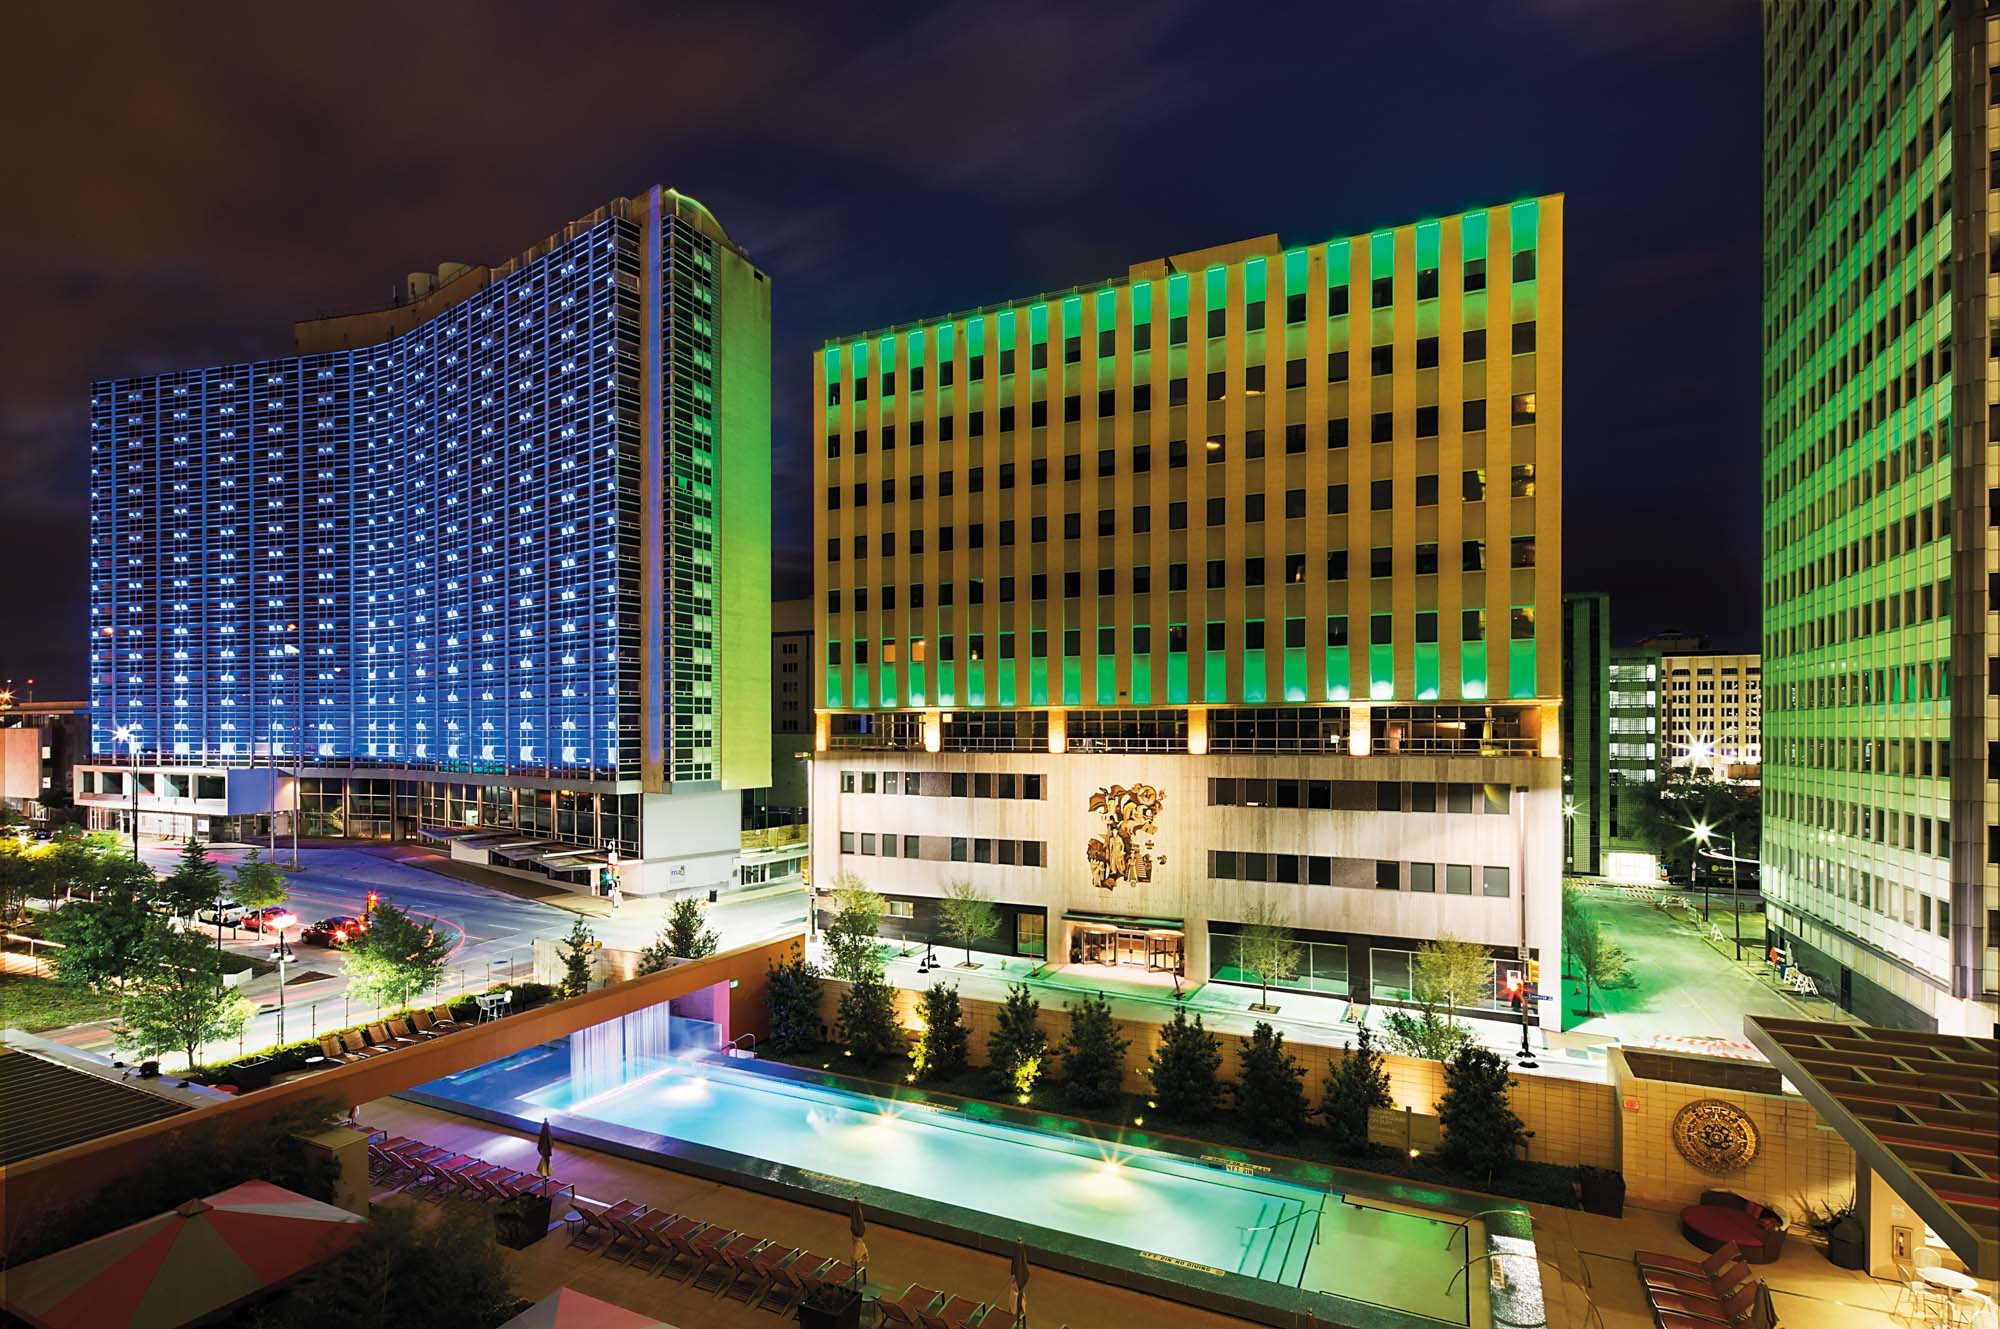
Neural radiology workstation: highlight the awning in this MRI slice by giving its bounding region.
[1061,910,1185,932]
[1744,1015,1998,1276]
[491,840,563,863]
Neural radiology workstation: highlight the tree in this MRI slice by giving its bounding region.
[1563,886,1631,1017]
[1058,993,1129,1107]
[1413,935,1493,1023]
[1236,902,1302,1011]
[909,981,970,1081]
[1380,1005,1474,1062]
[1624,768,1759,880]
[1234,1021,1308,1141]
[936,878,1000,967]
[556,916,597,998]
[253,1203,515,1329]
[121,926,253,1068]
[45,861,163,992]
[665,895,719,960]
[1320,1024,1393,1155]
[344,900,453,1011]
[1146,1008,1224,1122]
[229,848,288,912]
[155,838,225,919]
[764,955,823,1053]
[1436,1045,1530,1184]
[822,872,887,982]
[836,970,902,1068]
[986,982,1047,1100]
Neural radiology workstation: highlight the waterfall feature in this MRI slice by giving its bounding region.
[568,1001,677,1100]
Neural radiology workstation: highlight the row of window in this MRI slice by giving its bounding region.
[828,529,1541,573]
[838,769,1047,799]
[826,395,1537,457]
[1206,850,1513,897]
[825,605,1535,666]
[838,831,1046,867]
[1211,778,1512,815]
[829,465,1535,512]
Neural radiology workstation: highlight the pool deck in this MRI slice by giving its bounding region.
[365,1096,1259,1329]
[369,1096,1924,1329]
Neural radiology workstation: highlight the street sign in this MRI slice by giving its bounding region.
[1529,993,1554,1002]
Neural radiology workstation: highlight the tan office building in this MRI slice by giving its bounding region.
[811,197,1564,1020]
[1661,653,1761,783]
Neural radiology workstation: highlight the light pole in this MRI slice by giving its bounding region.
[269,911,297,1045]
[113,724,141,859]
[1561,797,1577,875]
[1691,821,1713,920]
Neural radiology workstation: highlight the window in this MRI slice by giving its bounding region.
[1285,488,1307,519]
[1328,350,1349,382]
[1376,781,1401,811]
[1329,284,1349,317]
[1415,405,1438,437]
[1511,392,1536,424]
[1483,866,1511,897]
[1512,248,1536,282]
[1371,275,1392,308]
[1416,337,1439,369]
[1370,547,1392,578]
[1463,328,1486,361]
[1446,864,1473,895]
[1287,291,1307,323]
[1415,544,1438,576]
[1511,463,1536,498]
[1370,344,1394,376]
[1511,535,1536,568]
[1370,479,1392,510]
[1463,399,1487,430]
[1461,609,1485,641]
[1464,258,1486,292]
[1328,550,1348,580]
[1416,267,1439,300]
[1511,605,1536,638]
[1326,615,1348,645]
[1371,412,1393,443]
[1328,483,1348,514]
[1328,417,1349,447]
[1246,494,1265,523]
[1512,321,1536,355]
[1415,474,1438,506]
[1370,612,1391,644]
[1463,468,1485,501]
[1284,616,1305,648]
[1375,861,1400,890]
[1410,863,1435,893]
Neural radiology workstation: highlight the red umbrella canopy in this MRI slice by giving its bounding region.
[1,1180,367,1329]
[498,1286,671,1329]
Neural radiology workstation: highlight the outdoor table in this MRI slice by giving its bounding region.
[1918,1267,1978,1327]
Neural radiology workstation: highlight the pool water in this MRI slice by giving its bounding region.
[419,1042,1477,1323]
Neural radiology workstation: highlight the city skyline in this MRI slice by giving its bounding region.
[1,2,1762,690]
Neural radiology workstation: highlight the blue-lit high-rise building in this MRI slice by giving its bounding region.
[79,189,771,895]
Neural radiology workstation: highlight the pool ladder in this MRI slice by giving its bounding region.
[723,1033,758,1060]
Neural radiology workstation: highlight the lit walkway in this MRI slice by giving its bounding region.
[365,1097,1257,1329]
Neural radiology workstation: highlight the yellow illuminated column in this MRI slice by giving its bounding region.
[1187,706,1208,756]
[1048,708,1067,755]
[923,710,942,753]
[1349,703,1371,757]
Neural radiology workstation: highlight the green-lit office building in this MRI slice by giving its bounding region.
[1762,2,1996,1032]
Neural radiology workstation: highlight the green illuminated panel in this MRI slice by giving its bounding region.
[851,341,869,375]
[968,316,985,357]
[1326,239,1350,287]
[1510,199,1540,249]
[1167,650,1188,705]
[1284,248,1307,296]
[1508,641,1536,700]
[1369,231,1393,273]
[1205,265,1227,311]
[1131,654,1152,705]
[879,666,898,708]
[997,311,1013,351]
[1096,289,1116,341]
[907,664,925,707]
[1244,256,1266,305]
[1243,651,1267,703]
[937,664,954,707]
[1029,303,1047,342]
[853,667,871,709]
[967,663,984,707]
[1283,648,1306,702]
[1061,659,1080,707]
[1416,220,1440,271]
[907,328,924,367]
[1203,652,1226,703]
[1168,272,1188,318]
[1325,648,1350,700]
[1463,212,1488,262]
[1062,294,1081,334]
[1369,643,1394,700]
[1133,282,1152,326]
[1029,659,1046,706]
[1461,643,1487,700]
[1415,643,1440,701]
[938,321,955,360]
[1095,657,1115,705]
[826,668,843,708]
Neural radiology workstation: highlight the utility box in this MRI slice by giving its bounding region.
[291,1126,370,1216]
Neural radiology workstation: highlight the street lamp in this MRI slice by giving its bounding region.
[1561,797,1578,875]
[112,724,141,859]
[1690,821,1714,920]
[269,911,298,1045]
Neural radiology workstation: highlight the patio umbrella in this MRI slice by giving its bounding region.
[498,1286,669,1329]
[1750,1281,1778,1329]
[0,1179,366,1329]
[1007,1238,1030,1326]
[536,1118,553,1178]
[849,1197,869,1278]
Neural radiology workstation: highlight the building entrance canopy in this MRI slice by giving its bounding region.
[1743,1015,1998,1276]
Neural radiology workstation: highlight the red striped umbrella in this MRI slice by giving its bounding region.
[499,1287,671,1329]
[1,1180,366,1329]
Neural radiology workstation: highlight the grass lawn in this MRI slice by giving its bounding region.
[0,974,122,1032]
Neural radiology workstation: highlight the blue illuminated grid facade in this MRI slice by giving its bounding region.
[88,201,737,791]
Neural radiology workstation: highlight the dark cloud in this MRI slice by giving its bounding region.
[0,0,1762,690]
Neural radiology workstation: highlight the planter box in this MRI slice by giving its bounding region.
[1577,1164,1625,1218]
[799,1286,861,1329]
[493,1192,552,1249]
[226,1058,274,1093]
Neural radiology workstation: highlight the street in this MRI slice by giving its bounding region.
[31,839,806,1068]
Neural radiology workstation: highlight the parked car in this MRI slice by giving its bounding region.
[301,915,365,948]
[239,906,291,934]
[198,900,250,927]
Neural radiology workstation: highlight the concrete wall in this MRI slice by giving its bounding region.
[0,933,801,1254]
[816,978,1617,1169]
[1612,1064,1855,1215]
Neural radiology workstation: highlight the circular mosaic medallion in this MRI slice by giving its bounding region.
[1671,1098,1760,1174]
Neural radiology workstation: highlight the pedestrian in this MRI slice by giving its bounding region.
[608,881,622,911]
[536,1118,553,1178]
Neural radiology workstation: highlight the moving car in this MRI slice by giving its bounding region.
[197,900,250,927]
[239,906,291,934]
[301,915,366,948]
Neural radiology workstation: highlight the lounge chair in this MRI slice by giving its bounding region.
[684,1225,740,1291]
[739,1244,800,1309]
[438,1162,513,1201]
[319,1034,355,1063]
[1635,1241,1742,1280]
[803,1258,856,1298]
[390,1014,438,1041]
[412,1153,480,1198]
[876,1285,942,1329]
[1640,1260,1753,1296]
[649,1215,708,1279]
[368,1020,418,1048]
[601,1203,658,1262]
[619,1211,683,1273]
[756,1250,826,1315]
[709,1232,768,1298]
[412,1008,453,1036]
[340,1029,384,1059]
[919,1295,987,1329]
[1647,1281,1762,1325]
[564,1196,622,1251]
[428,1003,466,1031]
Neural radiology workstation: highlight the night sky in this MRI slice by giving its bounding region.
[0,1,1762,697]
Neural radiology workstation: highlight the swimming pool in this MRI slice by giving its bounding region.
[413,1027,1489,1326]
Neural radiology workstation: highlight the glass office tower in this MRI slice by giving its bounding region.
[1762,1,1997,1031]
[82,188,770,895]
[812,200,1566,1020]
